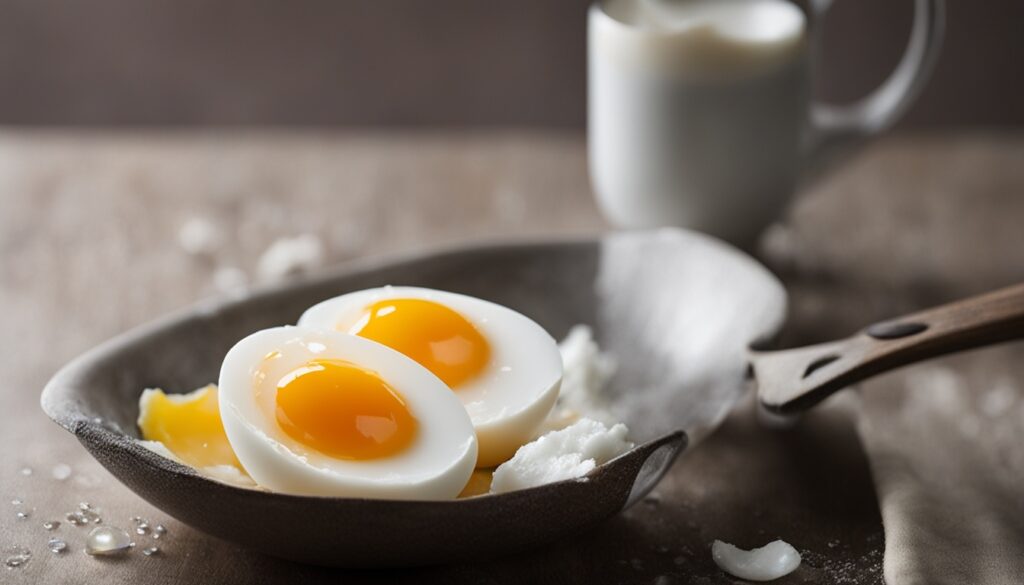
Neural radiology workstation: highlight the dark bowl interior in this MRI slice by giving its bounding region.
[41,229,785,567]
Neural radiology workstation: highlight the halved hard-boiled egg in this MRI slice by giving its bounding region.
[218,326,478,499]
[298,286,564,467]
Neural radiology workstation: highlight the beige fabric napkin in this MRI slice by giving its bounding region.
[855,345,1024,585]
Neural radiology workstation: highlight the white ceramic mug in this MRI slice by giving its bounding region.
[588,0,945,245]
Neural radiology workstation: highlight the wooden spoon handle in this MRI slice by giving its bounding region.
[754,283,1024,413]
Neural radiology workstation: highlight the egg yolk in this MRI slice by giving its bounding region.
[350,298,490,389]
[137,384,244,470]
[275,359,418,460]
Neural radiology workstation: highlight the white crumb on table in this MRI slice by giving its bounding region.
[177,217,222,256]
[712,539,801,581]
[212,266,250,294]
[256,234,325,282]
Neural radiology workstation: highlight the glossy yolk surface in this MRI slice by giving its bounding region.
[138,384,243,470]
[275,359,418,460]
[350,298,490,389]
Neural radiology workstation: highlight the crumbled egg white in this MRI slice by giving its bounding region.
[712,539,801,581]
[540,325,618,433]
[490,418,633,494]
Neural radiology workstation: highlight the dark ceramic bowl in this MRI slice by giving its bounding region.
[41,228,786,567]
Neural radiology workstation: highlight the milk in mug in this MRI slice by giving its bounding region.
[588,0,808,243]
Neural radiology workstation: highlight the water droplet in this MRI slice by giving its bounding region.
[135,522,150,536]
[85,526,133,556]
[141,546,159,557]
[131,516,142,523]
[70,504,102,524]
[3,546,31,569]
[11,497,23,506]
[51,464,72,481]
[15,510,31,520]
[47,538,67,554]
[43,521,60,531]
[153,525,167,539]
[66,511,88,526]
[19,467,33,477]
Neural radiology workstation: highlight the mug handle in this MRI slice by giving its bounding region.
[805,0,946,167]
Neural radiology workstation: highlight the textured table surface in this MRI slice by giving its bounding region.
[1,130,1022,584]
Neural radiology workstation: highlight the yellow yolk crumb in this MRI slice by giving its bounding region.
[137,384,244,471]
[458,469,494,498]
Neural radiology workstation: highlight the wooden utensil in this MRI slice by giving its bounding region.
[754,283,1024,413]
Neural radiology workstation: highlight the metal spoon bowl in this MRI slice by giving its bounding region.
[41,229,787,567]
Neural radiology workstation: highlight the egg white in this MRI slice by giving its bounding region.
[218,326,478,500]
[298,286,564,467]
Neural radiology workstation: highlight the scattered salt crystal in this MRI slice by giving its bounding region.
[256,234,324,282]
[712,539,801,581]
[43,521,60,531]
[15,509,31,520]
[11,498,22,505]
[178,217,222,256]
[51,464,72,481]
[85,526,133,556]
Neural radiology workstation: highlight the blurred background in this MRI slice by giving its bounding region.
[3,2,1024,583]
[1,0,1020,128]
